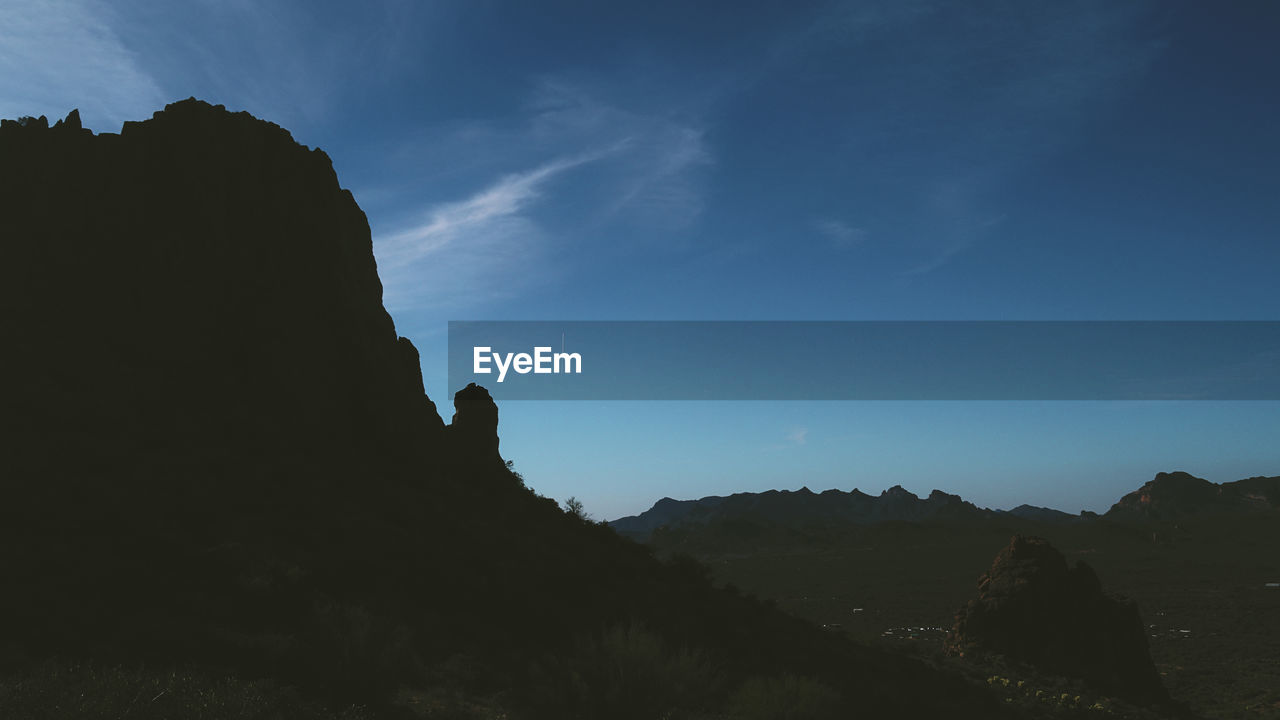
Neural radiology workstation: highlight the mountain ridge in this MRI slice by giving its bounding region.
[611,471,1279,540]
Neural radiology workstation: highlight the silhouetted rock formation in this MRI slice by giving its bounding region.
[0,100,1011,718]
[1106,471,1280,520]
[448,382,504,469]
[53,108,82,130]
[3,100,442,472]
[1004,504,1083,523]
[946,535,1168,706]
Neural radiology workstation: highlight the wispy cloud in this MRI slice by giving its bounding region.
[168,0,356,133]
[372,78,713,310]
[527,79,712,230]
[815,219,866,249]
[0,1,165,130]
[380,155,591,269]
[0,0,376,139]
[903,211,1008,276]
[770,0,937,63]
[762,426,810,452]
[115,0,363,140]
[375,151,607,310]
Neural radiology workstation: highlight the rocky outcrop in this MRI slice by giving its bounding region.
[3,100,445,473]
[945,535,1168,706]
[448,382,504,469]
[1106,471,1279,520]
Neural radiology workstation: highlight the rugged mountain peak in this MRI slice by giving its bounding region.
[3,98,445,474]
[927,489,962,503]
[1148,471,1215,492]
[1,114,48,129]
[52,108,83,131]
[1106,470,1277,520]
[946,535,1168,706]
[881,485,918,499]
[1004,504,1083,523]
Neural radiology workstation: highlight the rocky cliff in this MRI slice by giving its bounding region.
[2,101,457,474]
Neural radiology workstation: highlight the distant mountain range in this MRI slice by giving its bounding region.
[609,471,1280,540]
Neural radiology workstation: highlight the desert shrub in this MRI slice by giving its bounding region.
[726,674,843,720]
[521,621,723,719]
[0,659,370,720]
[295,601,422,700]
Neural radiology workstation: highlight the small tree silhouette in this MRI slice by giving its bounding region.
[504,459,525,486]
[564,496,589,521]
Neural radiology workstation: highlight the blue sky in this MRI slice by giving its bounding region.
[4,0,1278,518]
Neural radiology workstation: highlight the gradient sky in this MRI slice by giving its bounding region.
[5,1,1278,519]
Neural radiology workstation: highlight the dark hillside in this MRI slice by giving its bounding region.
[0,101,1009,718]
[643,487,1278,719]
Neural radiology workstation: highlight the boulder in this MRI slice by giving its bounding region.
[945,535,1168,706]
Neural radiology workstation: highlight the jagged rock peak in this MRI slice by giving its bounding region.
[881,485,918,499]
[52,109,82,131]
[449,383,504,468]
[3,98,445,466]
[0,114,48,130]
[452,383,498,423]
